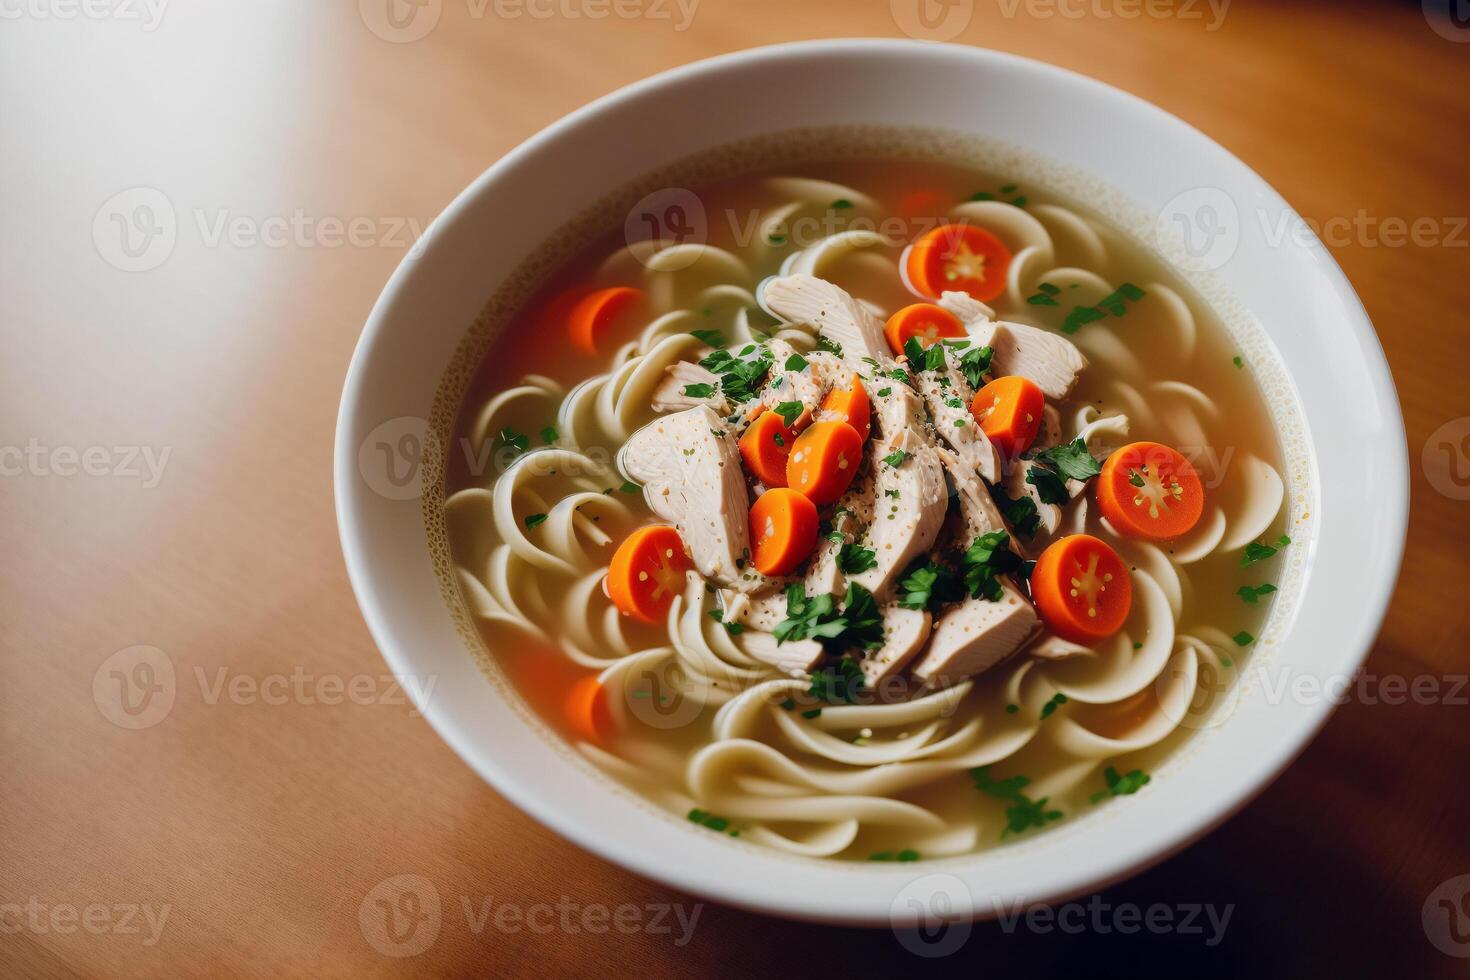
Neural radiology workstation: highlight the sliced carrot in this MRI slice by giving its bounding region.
[749,488,819,576]
[970,376,1045,458]
[786,421,863,505]
[898,189,942,217]
[820,372,872,441]
[1031,534,1132,644]
[1097,442,1204,540]
[565,675,612,743]
[905,223,1012,302]
[605,524,691,623]
[566,286,643,356]
[884,303,965,356]
[739,408,796,487]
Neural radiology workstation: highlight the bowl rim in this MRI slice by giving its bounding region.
[335,38,1408,926]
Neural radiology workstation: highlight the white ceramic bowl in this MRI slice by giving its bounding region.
[335,39,1407,926]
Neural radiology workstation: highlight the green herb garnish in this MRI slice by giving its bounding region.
[682,383,715,399]
[837,542,878,575]
[1241,535,1291,566]
[1026,465,1070,505]
[1040,692,1068,719]
[774,400,804,427]
[902,336,946,373]
[1034,438,1102,481]
[784,353,808,372]
[1233,631,1255,646]
[882,449,910,469]
[898,559,964,613]
[687,808,739,835]
[618,480,641,494]
[970,766,1063,838]
[497,427,530,454]
[523,513,548,529]
[706,609,745,636]
[989,486,1041,539]
[868,850,920,862]
[689,328,725,346]
[960,530,1022,601]
[958,344,994,389]
[539,425,559,445]
[1089,766,1151,803]
[1236,583,1277,604]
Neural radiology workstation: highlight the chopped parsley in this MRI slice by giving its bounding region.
[830,198,854,210]
[970,766,1063,838]
[774,583,884,654]
[1025,464,1070,505]
[816,336,844,357]
[539,425,559,445]
[699,346,772,403]
[1005,703,1020,714]
[882,448,910,469]
[958,344,994,389]
[837,542,878,575]
[898,558,964,613]
[960,530,1023,601]
[1236,583,1277,604]
[1241,535,1291,566]
[876,386,893,397]
[902,336,946,373]
[807,655,865,704]
[1233,355,1244,368]
[990,486,1041,539]
[1026,282,1061,306]
[1089,766,1151,803]
[784,352,808,372]
[706,609,745,636]
[523,513,548,530]
[682,383,715,399]
[767,233,786,245]
[773,400,804,427]
[618,480,641,494]
[1057,283,1147,335]
[1233,631,1255,646]
[687,808,739,835]
[1040,692,1069,719]
[1034,438,1102,481]
[689,328,725,346]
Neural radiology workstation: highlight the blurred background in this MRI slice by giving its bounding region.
[2,2,1468,976]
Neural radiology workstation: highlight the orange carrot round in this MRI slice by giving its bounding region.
[905,223,1012,302]
[970,375,1045,459]
[565,675,612,743]
[884,302,965,356]
[749,488,819,576]
[605,524,691,623]
[739,407,796,487]
[820,372,872,441]
[1031,534,1132,644]
[566,286,643,356]
[786,421,863,505]
[1097,442,1204,540]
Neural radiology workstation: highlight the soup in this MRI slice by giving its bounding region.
[443,156,1289,861]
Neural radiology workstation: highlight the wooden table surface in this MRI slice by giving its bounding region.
[3,2,1468,976]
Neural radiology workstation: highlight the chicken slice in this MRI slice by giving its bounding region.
[851,429,947,600]
[758,337,828,430]
[651,361,730,415]
[740,631,825,675]
[912,354,1000,482]
[762,273,889,368]
[909,587,1040,686]
[936,448,1010,542]
[1000,458,1063,541]
[859,603,932,687]
[618,405,759,591]
[938,291,1087,400]
[804,466,875,598]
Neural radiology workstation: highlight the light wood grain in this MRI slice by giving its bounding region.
[3,2,1468,976]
